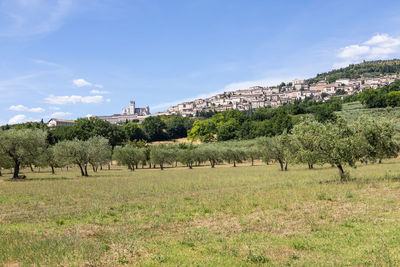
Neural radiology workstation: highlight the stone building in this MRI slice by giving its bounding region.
[122,101,150,116]
[95,100,151,124]
[47,118,75,127]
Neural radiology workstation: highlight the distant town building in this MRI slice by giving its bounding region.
[96,100,151,124]
[122,101,150,116]
[47,118,75,127]
[293,79,307,90]
[163,73,400,116]
[293,79,306,85]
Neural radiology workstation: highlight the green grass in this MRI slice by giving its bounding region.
[1,160,400,266]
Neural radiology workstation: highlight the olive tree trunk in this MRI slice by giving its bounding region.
[278,160,284,171]
[337,164,347,181]
[13,161,20,179]
[78,164,85,177]
[84,165,89,177]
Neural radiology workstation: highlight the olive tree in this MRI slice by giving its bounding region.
[221,142,247,167]
[197,144,222,168]
[114,145,146,171]
[87,136,112,172]
[257,137,272,165]
[0,151,13,176]
[150,145,176,170]
[54,139,90,176]
[177,147,196,169]
[0,129,47,178]
[259,133,293,171]
[37,146,61,175]
[316,119,366,181]
[353,117,399,164]
[291,119,325,169]
[241,140,262,166]
[193,146,207,167]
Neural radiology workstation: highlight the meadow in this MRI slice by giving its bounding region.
[1,159,400,266]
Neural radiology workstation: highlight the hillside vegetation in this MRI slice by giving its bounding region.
[308,59,400,83]
[338,101,400,138]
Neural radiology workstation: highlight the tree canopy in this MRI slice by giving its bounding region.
[0,129,47,178]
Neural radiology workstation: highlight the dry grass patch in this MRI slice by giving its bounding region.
[1,160,400,265]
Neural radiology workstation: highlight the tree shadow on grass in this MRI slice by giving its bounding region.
[4,176,73,182]
[357,175,400,184]
[319,178,357,184]
[319,175,400,185]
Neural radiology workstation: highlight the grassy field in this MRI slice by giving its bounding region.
[1,160,400,266]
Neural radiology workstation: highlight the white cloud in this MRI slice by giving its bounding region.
[364,34,400,47]
[332,61,354,69]
[50,111,72,117]
[90,89,109,94]
[222,78,293,92]
[337,45,370,60]
[73,78,92,87]
[106,98,111,102]
[73,79,104,90]
[49,106,60,110]
[45,94,104,105]
[334,33,400,68]
[9,104,45,113]
[8,114,27,124]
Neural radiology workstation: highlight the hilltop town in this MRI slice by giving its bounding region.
[160,73,400,117]
[46,72,400,127]
[48,73,400,126]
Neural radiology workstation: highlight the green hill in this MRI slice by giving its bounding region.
[308,59,400,84]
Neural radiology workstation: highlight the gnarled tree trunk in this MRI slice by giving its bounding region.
[13,161,20,179]
[78,164,85,176]
[278,160,283,171]
[337,164,347,181]
[210,160,215,168]
[84,164,89,177]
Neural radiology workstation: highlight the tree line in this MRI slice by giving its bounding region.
[0,130,112,178]
[47,115,194,144]
[355,79,400,108]
[187,98,342,142]
[116,116,399,180]
[1,116,397,181]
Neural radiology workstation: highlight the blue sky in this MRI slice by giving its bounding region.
[1,0,400,125]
